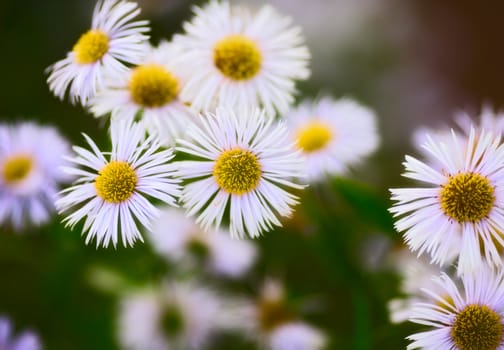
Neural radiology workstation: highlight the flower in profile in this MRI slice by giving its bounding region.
[46,0,149,105]
[407,268,504,350]
[0,316,41,350]
[118,281,231,350]
[174,1,310,115]
[390,127,504,275]
[148,207,257,278]
[56,119,180,247]
[90,41,196,145]
[0,122,71,230]
[285,97,379,182]
[175,107,305,238]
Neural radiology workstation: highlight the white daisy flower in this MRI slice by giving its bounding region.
[148,207,257,278]
[0,122,71,230]
[456,105,504,136]
[174,1,310,116]
[56,119,180,247]
[407,268,504,350]
[46,0,149,105]
[269,322,327,350]
[390,127,504,275]
[229,279,327,350]
[175,107,305,238]
[387,248,453,324]
[0,316,41,350]
[89,41,197,145]
[118,281,230,350]
[285,97,379,182]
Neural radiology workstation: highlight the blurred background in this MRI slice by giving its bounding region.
[1,0,504,349]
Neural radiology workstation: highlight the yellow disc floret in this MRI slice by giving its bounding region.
[451,304,503,350]
[296,121,333,153]
[213,35,262,81]
[94,161,137,203]
[213,148,261,195]
[2,155,33,184]
[440,172,495,223]
[73,30,110,65]
[129,64,179,108]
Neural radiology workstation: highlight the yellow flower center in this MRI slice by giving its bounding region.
[213,148,261,195]
[440,172,495,223]
[2,155,33,184]
[296,121,333,153]
[94,161,137,203]
[213,34,262,81]
[72,30,110,65]
[129,64,179,108]
[451,304,503,350]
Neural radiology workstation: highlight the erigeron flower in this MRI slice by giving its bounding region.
[90,41,196,145]
[148,207,257,278]
[390,127,504,275]
[455,106,504,136]
[0,122,71,230]
[0,316,41,350]
[175,107,305,238]
[174,1,310,116]
[387,248,454,324]
[230,279,327,350]
[407,268,504,350]
[269,322,328,350]
[285,97,379,182]
[46,0,149,105]
[118,281,231,350]
[56,119,180,247]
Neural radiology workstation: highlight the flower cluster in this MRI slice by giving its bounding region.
[389,109,504,349]
[43,0,379,248]
[1,0,386,348]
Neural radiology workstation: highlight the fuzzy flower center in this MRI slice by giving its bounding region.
[440,172,495,223]
[296,121,333,153]
[161,305,185,336]
[213,148,261,195]
[129,64,179,108]
[2,155,33,184]
[94,161,137,203]
[213,35,262,81]
[451,304,503,350]
[72,30,109,65]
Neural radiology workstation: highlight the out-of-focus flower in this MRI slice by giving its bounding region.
[46,0,149,105]
[386,248,452,324]
[175,107,305,238]
[0,316,41,350]
[285,97,379,182]
[174,0,310,116]
[56,119,180,247]
[390,127,504,275]
[148,207,257,278]
[269,322,327,350]
[118,281,231,350]
[231,279,327,350]
[455,105,504,136]
[407,268,504,350]
[89,41,197,145]
[0,122,71,230]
